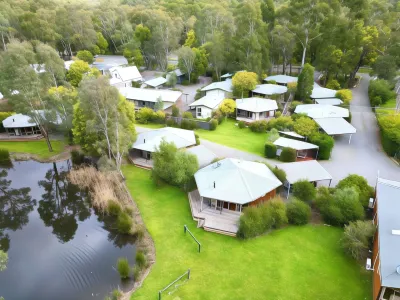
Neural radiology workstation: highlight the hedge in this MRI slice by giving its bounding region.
[279,147,296,162]
[377,114,400,157]
[264,142,277,158]
[309,132,334,160]
[286,199,311,225]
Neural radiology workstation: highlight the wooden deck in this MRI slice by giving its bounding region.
[0,133,43,141]
[129,156,154,169]
[188,190,240,237]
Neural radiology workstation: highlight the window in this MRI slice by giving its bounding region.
[197,107,202,117]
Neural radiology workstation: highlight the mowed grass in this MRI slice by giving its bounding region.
[376,98,397,115]
[123,166,371,300]
[196,119,267,156]
[0,140,65,159]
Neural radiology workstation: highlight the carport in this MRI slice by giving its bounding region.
[277,160,332,199]
[273,137,319,160]
[314,117,356,144]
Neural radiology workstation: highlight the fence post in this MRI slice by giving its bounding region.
[158,290,161,300]
[188,268,191,280]
[198,243,201,253]
[184,224,187,234]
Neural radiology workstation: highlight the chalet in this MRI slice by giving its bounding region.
[109,66,142,87]
[273,137,319,160]
[92,55,128,74]
[277,160,332,198]
[264,75,298,86]
[2,114,41,136]
[167,69,186,84]
[236,97,278,123]
[251,84,287,100]
[201,79,233,98]
[118,87,182,112]
[130,127,196,168]
[144,77,167,89]
[372,178,400,300]
[189,95,225,119]
[189,158,282,235]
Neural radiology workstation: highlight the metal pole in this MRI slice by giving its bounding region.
[159,291,161,300]
[349,134,352,144]
[184,225,187,233]
[188,269,191,279]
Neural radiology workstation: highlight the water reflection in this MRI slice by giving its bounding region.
[0,169,35,252]
[0,160,136,300]
[38,162,91,243]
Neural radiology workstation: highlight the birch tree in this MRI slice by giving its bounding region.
[178,46,196,82]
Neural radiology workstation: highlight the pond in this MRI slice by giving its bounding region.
[0,160,136,300]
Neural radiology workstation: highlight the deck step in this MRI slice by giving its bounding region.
[197,219,205,228]
[133,163,152,170]
[204,226,236,237]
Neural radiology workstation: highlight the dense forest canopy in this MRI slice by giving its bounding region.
[0,0,399,84]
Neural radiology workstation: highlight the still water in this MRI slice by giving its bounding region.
[0,160,136,300]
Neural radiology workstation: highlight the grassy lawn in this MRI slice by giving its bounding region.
[358,67,372,74]
[123,166,371,300]
[0,140,65,159]
[196,119,267,156]
[136,123,165,129]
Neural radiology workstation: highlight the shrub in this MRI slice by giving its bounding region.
[219,99,236,119]
[135,251,147,269]
[166,118,178,127]
[287,199,311,225]
[293,116,318,137]
[335,89,352,105]
[0,112,13,131]
[275,111,282,118]
[271,167,286,183]
[71,150,85,166]
[267,80,277,84]
[132,265,141,282]
[266,128,280,142]
[195,133,200,145]
[292,180,316,202]
[377,114,400,156]
[238,121,245,129]
[309,132,334,160]
[342,220,376,260]
[153,110,166,123]
[249,120,268,133]
[267,116,294,131]
[136,107,155,124]
[182,111,193,119]
[77,50,94,64]
[337,174,374,207]
[326,79,341,90]
[316,187,365,226]
[279,147,296,162]
[237,198,287,239]
[0,148,10,162]
[171,105,179,117]
[212,109,224,124]
[287,82,297,94]
[117,257,130,279]
[117,212,133,234]
[368,79,396,106]
[264,142,277,158]
[107,200,122,216]
[210,119,218,131]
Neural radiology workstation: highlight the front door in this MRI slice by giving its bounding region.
[14,128,20,136]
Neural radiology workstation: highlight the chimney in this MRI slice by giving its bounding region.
[12,118,14,122]
[144,139,145,143]
[213,181,215,188]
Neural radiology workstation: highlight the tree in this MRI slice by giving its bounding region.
[95,32,109,54]
[77,50,94,64]
[287,199,311,225]
[373,55,397,81]
[293,116,318,137]
[297,63,314,101]
[171,105,179,117]
[184,29,196,47]
[35,43,65,87]
[66,60,100,87]
[337,175,374,207]
[342,220,375,260]
[232,71,258,98]
[218,99,236,119]
[292,180,316,202]
[191,47,208,83]
[0,250,7,271]
[166,72,177,87]
[74,77,136,176]
[203,32,225,81]
[152,140,198,188]
[280,0,329,68]
[178,46,196,83]
[368,79,396,106]
[154,96,164,112]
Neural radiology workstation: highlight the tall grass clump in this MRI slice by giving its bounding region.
[0,148,12,168]
[117,212,133,234]
[135,251,147,269]
[117,257,130,279]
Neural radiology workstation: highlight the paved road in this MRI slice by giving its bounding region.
[136,75,399,186]
[318,74,399,185]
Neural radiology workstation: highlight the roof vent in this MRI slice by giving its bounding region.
[144,139,145,143]
[12,118,14,122]
[392,230,400,235]
[212,161,221,169]
[213,181,216,188]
